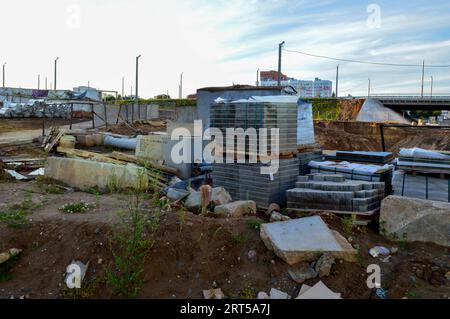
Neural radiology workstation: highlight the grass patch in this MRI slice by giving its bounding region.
[0,194,37,228]
[63,277,105,299]
[246,219,264,230]
[231,232,249,245]
[342,215,355,238]
[59,201,92,214]
[106,172,161,298]
[240,281,257,299]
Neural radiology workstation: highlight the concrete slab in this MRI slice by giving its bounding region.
[214,200,256,218]
[45,157,148,191]
[380,196,450,247]
[296,281,342,299]
[260,216,356,265]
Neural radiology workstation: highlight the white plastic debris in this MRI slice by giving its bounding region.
[369,246,390,258]
[28,168,45,176]
[5,170,29,180]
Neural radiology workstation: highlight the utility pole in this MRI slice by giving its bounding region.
[368,78,371,98]
[179,72,183,99]
[430,76,434,98]
[421,60,425,98]
[135,54,141,121]
[335,65,339,98]
[277,41,285,86]
[2,62,6,88]
[122,76,125,98]
[54,57,59,91]
[88,81,90,88]
[256,69,260,87]
[38,74,40,89]
[45,77,48,90]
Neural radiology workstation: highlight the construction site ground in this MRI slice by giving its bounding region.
[0,180,449,299]
[1,118,449,299]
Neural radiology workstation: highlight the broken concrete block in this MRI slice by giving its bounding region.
[296,281,341,299]
[203,288,224,299]
[270,211,291,222]
[314,253,335,278]
[214,200,256,218]
[380,196,450,247]
[288,263,317,284]
[45,157,148,191]
[266,203,281,216]
[260,216,357,265]
[185,187,232,212]
[257,291,270,299]
[269,288,290,299]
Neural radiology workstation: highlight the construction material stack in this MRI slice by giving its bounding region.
[211,96,303,208]
[308,160,394,195]
[287,174,386,217]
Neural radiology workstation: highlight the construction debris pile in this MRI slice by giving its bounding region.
[0,100,71,118]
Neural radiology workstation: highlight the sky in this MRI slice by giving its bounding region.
[1,0,450,97]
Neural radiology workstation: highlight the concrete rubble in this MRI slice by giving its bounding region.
[260,216,357,265]
[203,288,224,299]
[213,200,257,218]
[380,196,450,247]
[0,248,22,265]
[184,187,232,213]
[296,281,342,299]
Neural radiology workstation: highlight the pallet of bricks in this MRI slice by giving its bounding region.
[286,174,386,225]
[210,96,301,209]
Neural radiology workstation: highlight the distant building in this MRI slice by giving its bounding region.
[260,70,288,82]
[260,71,333,98]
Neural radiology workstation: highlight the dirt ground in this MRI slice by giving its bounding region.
[0,181,448,299]
[0,119,87,135]
[101,120,167,136]
[314,121,450,153]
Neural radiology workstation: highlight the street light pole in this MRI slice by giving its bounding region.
[179,72,183,99]
[135,54,141,121]
[335,65,339,98]
[54,57,59,91]
[122,76,125,99]
[38,74,40,90]
[368,78,371,98]
[256,69,260,87]
[2,62,6,88]
[421,60,425,98]
[277,41,285,86]
[431,76,434,98]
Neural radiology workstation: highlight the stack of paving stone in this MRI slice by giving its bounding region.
[210,98,298,156]
[287,174,385,215]
[212,157,300,208]
[308,160,394,195]
[325,151,394,164]
[298,150,324,175]
[211,97,304,208]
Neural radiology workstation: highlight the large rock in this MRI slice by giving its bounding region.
[260,216,356,265]
[380,196,450,247]
[185,187,232,213]
[45,157,148,191]
[214,200,256,218]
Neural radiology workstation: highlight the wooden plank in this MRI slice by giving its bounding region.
[110,151,179,176]
[44,129,66,152]
[56,147,125,165]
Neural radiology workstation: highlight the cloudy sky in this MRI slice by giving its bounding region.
[1,0,450,97]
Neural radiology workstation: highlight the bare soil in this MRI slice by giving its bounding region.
[315,121,450,153]
[0,119,86,135]
[0,181,448,299]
